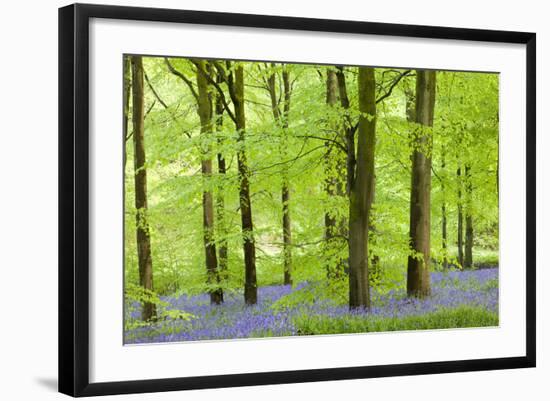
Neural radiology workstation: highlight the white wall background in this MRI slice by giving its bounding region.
[0,0,546,400]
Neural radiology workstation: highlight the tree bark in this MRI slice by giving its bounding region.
[457,166,464,267]
[233,64,258,305]
[130,55,156,321]
[464,164,474,268]
[266,64,293,285]
[214,73,228,276]
[123,55,131,171]
[336,67,355,196]
[196,60,223,304]
[441,154,448,269]
[281,68,293,285]
[348,66,376,309]
[324,68,347,278]
[406,70,436,298]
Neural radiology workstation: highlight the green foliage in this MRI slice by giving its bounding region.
[125,57,499,308]
[124,283,194,330]
[271,279,348,311]
[293,306,498,335]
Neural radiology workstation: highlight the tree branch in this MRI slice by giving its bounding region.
[164,58,199,102]
[296,134,347,154]
[144,71,168,109]
[125,100,156,142]
[376,70,412,104]
[192,60,238,125]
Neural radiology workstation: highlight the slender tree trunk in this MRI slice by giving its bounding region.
[441,154,448,269]
[280,68,293,285]
[324,69,339,236]
[266,65,293,285]
[281,183,292,285]
[407,70,436,298]
[336,67,355,196]
[369,182,381,282]
[464,164,474,268]
[123,55,131,171]
[233,65,258,305]
[348,66,376,309]
[442,205,448,267]
[130,56,156,321]
[323,68,347,278]
[214,74,228,277]
[196,60,223,304]
[457,166,464,267]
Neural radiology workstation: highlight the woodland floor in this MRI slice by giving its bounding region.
[124,268,499,344]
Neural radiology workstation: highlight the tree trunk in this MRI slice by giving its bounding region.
[281,68,293,285]
[457,166,464,267]
[324,68,347,278]
[281,183,292,285]
[266,65,293,285]
[234,65,258,305]
[214,75,228,277]
[348,66,376,309]
[441,154,448,269]
[464,164,474,268]
[123,55,131,171]
[196,60,223,304]
[130,55,156,321]
[369,181,381,283]
[406,70,436,298]
[336,67,355,196]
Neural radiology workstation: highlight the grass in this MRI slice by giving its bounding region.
[293,305,498,336]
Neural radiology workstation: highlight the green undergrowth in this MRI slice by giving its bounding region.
[293,306,498,336]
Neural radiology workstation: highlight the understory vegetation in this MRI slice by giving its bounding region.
[125,268,498,343]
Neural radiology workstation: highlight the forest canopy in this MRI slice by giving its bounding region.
[123,55,499,342]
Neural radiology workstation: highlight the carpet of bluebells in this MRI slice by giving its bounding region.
[124,268,498,344]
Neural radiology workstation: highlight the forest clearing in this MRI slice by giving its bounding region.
[124,56,499,343]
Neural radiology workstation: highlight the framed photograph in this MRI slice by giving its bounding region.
[58,3,536,397]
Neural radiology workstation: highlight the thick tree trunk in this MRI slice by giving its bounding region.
[348,66,376,309]
[233,65,258,305]
[130,56,156,321]
[196,60,223,304]
[406,70,436,298]
[457,166,464,267]
[464,164,474,268]
[214,77,228,276]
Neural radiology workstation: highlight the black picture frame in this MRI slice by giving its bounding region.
[58,3,536,397]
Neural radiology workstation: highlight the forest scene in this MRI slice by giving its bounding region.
[123,55,499,344]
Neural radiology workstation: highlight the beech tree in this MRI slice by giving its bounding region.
[195,61,224,304]
[457,165,464,267]
[348,67,376,309]
[130,55,156,320]
[266,63,293,285]
[324,68,347,278]
[464,164,474,268]
[407,70,436,298]
[214,73,228,275]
